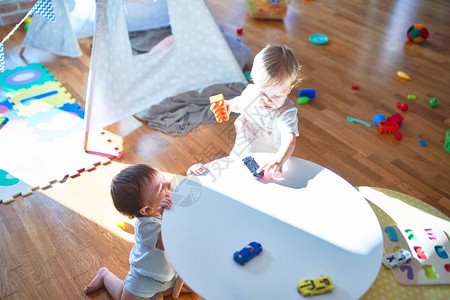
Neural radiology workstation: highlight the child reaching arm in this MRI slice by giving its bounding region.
[84,164,190,300]
[213,45,302,180]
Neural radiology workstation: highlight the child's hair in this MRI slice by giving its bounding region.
[110,164,158,218]
[251,44,302,89]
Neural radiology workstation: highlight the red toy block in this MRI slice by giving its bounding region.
[351,85,359,90]
[209,93,229,123]
[386,113,404,125]
[397,102,408,112]
[237,27,244,35]
[378,121,399,133]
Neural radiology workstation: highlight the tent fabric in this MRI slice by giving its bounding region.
[84,0,247,131]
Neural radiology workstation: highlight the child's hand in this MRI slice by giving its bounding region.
[157,197,173,214]
[187,163,209,176]
[258,160,283,180]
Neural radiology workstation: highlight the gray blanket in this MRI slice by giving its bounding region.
[134,82,246,136]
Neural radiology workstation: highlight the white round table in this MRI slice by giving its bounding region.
[162,154,383,299]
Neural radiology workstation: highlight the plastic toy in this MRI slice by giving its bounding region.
[397,71,411,80]
[244,71,252,81]
[298,276,334,297]
[387,113,404,126]
[373,114,386,126]
[298,88,316,99]
[309,34,329,45]
[351,85,359,90]
[407,24,429,43]
[233,241,262,265]
[297,96,310,105]
[382,249,412,269]
[242,156,264,178]
[419,139,427,147]
[445,129,450,153]
[395,132,403,140]
[407,95,416,100]
[347,116,371,127]
[397,102,408,112]
[209,93,229,123]
[378,121,399,133]
[429,98,438,108]
[0,115,9,126]
[245,0,289,19]
[236,27,243,35]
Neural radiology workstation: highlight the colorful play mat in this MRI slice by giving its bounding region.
[359,187,450,299]
[0,64,120,203]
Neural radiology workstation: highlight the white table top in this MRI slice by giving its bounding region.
[162,154,383,299]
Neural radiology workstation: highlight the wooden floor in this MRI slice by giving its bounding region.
[1,0,449,299]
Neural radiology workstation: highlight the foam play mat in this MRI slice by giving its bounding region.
[358,187,450,299]
[0,64,121,203]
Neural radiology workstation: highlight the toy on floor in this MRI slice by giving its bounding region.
[298,276,334,297]
[298,88,316,99]
[407,95,416,100]
[419,139,427,147]
[233,241,262,265]
[351,85,359,90]
[395,132,403,140]
[378,121,399,133]
[382,249,412,269]
[309,34,329,45]
[373,114,386,126]
[236,27,243,35]
[245,0,290,19]
[397,102,408,112]
[397,71,411,80]
[347,116,371,127]
[209,93,229,123]
[429,98,438,108]
[387,113,404,126]
[407,24,429,43]
[382,225,450,285]
[445,130,450,153]
[297,96,310,105]
[242,156,264,178]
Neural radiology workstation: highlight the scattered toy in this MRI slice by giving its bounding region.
[419,139,427,147]
[298,88,316,99]
[407,95,416,100]
[407,24,429,43]
[297,96,310,105]
[244,70,252,81]
[237,27,243,35]
[233,241,262,265]
[373,114,386,126]
[382,249,412,269]
[397,71,411,80]
[395,132,403,140]
[429,98,438,108]
[397,102,408,112]
[378,121,399,133]
[309,34,328,45]
[347,116,371,127]
[445,130,450,153]
[387,113,404,125]
[298,276,334,297]
[351,85,359,90]
[0,115,9,126]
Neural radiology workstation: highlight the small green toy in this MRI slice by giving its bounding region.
[407,95,416,100]
[297,96,310,105]
[430,98,438,108]
[445,129,450,153]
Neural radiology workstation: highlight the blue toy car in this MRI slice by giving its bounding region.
[233,242,263,265]
[242,156,264,178]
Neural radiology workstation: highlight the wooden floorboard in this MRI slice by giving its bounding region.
[0,0,449,299]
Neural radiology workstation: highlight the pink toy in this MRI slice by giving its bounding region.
[237,27,243,35]
[395,132,403,140]
[351,85,359,90]
[397,102,408,112]
[387,113,404,126]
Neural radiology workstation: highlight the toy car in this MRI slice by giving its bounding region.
[233,241,262,265]
[298,276,334,297]
[382,248,412,269]
[242,156,264,178]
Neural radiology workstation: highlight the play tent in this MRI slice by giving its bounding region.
[22,0,249,144]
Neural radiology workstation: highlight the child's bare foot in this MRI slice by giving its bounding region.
[84,267,109,294]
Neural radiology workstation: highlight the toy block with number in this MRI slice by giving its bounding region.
[209,93,229,123]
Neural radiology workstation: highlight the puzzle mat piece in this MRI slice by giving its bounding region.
[0,169,33,203]
[357,187,450,299]
[60,102,85,119]
[7,80,75,117]
[0,63,55,92]
[383,225,450,285]
[0,115,120,201]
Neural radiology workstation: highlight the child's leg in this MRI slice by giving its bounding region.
[84,267,130,300]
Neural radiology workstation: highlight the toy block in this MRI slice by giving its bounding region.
[445,130,450,153]
[386,113,404,126]
[209,93,229,123]
[378,121,399,133]
[298,88,316,99]
[396,102,408,112]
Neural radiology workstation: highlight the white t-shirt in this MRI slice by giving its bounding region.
[129,216,176,282]
[228,84,299,156]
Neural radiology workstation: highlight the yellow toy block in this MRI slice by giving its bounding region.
[209,93,229,123]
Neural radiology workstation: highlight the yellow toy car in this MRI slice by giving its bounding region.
[298,276,334,297]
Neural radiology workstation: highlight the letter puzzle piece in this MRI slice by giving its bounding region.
[209,93,229,123]
[378,120,399,133]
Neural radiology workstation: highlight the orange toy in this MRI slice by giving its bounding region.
[209,93,229,123]
[378,121,399,133]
